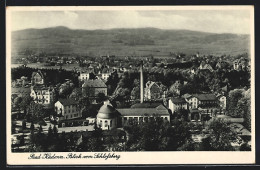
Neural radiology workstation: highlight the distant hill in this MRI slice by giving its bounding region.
[11,26,250,58]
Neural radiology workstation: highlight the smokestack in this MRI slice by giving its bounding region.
[140,60,144,103]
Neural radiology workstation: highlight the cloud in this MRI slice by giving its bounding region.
[64,11,78,20]
[11,9,251,34]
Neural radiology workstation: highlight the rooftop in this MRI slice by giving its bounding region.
[12,87,31,94]
[170,97,187,104]
[131,102,162,108]
[82,79,107,88]
[97,104,117,119]
[118,105,169,116]
[193,94,217,101]
[57,98,78,106]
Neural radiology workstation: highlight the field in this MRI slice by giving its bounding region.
[11,26,250,58]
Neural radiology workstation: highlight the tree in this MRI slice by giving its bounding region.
[27,101,45,122]
[96,93,106,104]
[88,127,105,151]
[38,125,43,133]
[19,95,33,115]
[207,118,236,151]
[22,120,26,130]
[172,119,192,149]
[30,121,35,133]
[196,136,213,151]
[130,86,140,100]
[69,88,82,100]
[177,140,195,151]
[78,96,90,117]
[227,89,245,117]
[14,97,22,111]
[56,131,68,152]
[240,142,251,151]
[124,116,189,151]
[12,121,16,134]
[106,72,120,95]
[75,134,89,152]
[53,125,58,136]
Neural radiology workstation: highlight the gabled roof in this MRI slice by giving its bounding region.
[170,97,187,104]
[199,63,213,71]
[57,98,78,106]
[12,87,31,94]
[80,69,93,74]
[117,104,169,116]
[32,85,52,91]
[32,70,45,79]
[192,94,217,101]
[182,93,192,99]
[131,102,162,108]
[82,79,107,88]
[230,123,251,136]
[101,68,113,74]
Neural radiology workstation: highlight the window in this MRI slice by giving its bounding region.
[100,120,103,127]
[105,120,108,127]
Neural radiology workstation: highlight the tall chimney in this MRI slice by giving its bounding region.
[140,60,144,103]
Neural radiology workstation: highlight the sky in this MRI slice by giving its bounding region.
[10,9,251,34]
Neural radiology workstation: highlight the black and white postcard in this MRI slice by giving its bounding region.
[6,6,255,165]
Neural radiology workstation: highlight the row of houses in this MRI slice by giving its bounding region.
[168,93,226,121]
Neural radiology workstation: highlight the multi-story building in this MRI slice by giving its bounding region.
[184,93,220,121]
[217,94,227,110]
[30,86,55,106]
[82,79,107,103]
[31,70,46,85]
[199,62,214,72]
[79,69,94,81]
[55,98,80,120]
[168,97,188,113]
[233,58,248,70]
[101,68,113,80]
[144,81,162,101]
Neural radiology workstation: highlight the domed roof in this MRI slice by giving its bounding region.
[97,104,117,119]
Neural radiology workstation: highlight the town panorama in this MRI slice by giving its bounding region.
[11,25,251,152]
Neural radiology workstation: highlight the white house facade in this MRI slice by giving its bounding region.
[55,99,81,120]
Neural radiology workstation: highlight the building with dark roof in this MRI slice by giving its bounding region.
[31,70,46,85]
[182,93,220,121]
[55,98,81,120]
[30,85,55,106]
[101,67,114,80]
[144,81,162,101]
[192,94,217,101]
[82,79,107,103]
[130,102,162,108]
[185,93,218,109]
[79,68,96,81]
[95,101,171,130]
[168,97,188,113]
[199,62,213,72]
[117,104,170,126]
